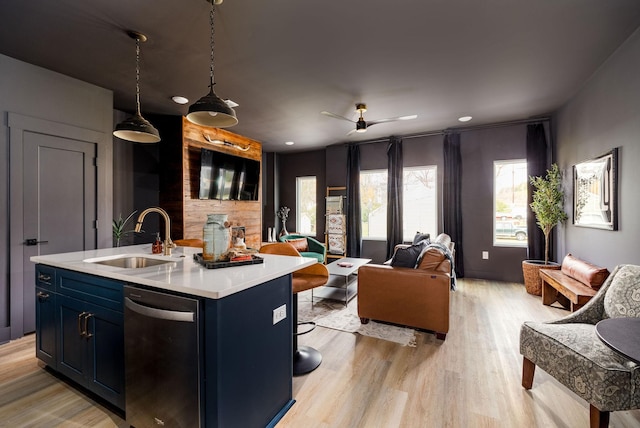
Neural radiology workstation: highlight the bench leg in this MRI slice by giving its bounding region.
[522,357,535,389]
[589,404,609,428]
[542,281,558,306]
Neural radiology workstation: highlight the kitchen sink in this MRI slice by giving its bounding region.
[84,254,178,269]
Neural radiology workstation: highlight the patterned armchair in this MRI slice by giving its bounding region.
[520,264,640,428]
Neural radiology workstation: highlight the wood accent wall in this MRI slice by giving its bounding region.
[159,117,262,250]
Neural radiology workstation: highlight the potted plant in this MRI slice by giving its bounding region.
[113,211,138,247]
[522,164,568,295]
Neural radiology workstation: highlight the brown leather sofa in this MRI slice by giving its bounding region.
[357,233,454,340]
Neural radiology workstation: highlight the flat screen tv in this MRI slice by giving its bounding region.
[199,148,260,201]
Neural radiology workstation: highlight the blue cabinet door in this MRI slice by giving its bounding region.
[35,286,57,367]
[57,294,125,410]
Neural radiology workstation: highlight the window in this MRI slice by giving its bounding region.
[403,166,437,241]
[296,176,316,235]
[360,170,387,239]
[494,160,528,247]
[360,167,438,241]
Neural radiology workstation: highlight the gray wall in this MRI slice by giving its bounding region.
[554,27,640,271]
[0,54,113,342]
[460,124,530,282]
[275,128,531,279]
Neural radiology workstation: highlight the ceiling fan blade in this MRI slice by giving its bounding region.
[367,114,418,126]
[321,111,355,123]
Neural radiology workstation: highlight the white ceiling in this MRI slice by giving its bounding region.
[1,0,640,152]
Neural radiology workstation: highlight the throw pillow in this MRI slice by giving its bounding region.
[390,242,425,268]
[561,253,609,289]
[412,231,431,245]
[285,238,308,253]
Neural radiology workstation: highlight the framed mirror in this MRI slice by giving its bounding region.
[573,147,618,230]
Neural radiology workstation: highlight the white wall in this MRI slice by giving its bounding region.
[554,28,640,270]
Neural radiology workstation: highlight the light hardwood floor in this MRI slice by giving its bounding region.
[1,279,640,427]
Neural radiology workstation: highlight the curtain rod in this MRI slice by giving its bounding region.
[347,116,550,146]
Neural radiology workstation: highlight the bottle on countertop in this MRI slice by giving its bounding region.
[152,232,163,254]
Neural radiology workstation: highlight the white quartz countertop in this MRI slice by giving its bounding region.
[31,244,316,299]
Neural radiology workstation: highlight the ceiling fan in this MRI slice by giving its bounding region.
[321,103,417,135]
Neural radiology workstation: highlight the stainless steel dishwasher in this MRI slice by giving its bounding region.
[123,285,202,428]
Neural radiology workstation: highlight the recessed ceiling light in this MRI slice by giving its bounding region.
[285,141,295,146]
[225,99,239,108]
[458,116,472,122]
[172,96,189,105]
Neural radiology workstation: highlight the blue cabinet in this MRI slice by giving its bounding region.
[34,265,125,410]
[35,266,57,366]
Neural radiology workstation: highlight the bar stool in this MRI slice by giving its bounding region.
[259,243,328,375]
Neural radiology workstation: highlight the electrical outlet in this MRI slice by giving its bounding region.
[273,304,287,325]
[482,251,489,260]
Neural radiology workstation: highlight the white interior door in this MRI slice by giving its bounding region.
[21,132,97,333]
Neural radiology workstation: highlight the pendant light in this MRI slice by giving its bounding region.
[187,0,238,128]
[113,31,160,143]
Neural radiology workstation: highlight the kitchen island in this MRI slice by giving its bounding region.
[31,244,315,428]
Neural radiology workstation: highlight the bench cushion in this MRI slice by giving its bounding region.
[561,253,609,289]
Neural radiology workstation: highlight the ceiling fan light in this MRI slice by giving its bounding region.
[356,118,367,132]
[114,112,161,143]
[187,87,238,127]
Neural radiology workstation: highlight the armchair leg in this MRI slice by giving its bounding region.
[522,357,535,389]
[589,405,609,428]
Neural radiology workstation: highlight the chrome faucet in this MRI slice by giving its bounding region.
[134,207,176,256]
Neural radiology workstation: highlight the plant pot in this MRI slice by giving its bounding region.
[522,260,561,296]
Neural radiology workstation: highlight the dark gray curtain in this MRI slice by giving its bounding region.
[526,123,548,261]
[346,144,362,257]
[443,133,464,277]
[386,137,403,259]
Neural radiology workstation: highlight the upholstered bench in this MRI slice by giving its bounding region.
[541,254,609,312]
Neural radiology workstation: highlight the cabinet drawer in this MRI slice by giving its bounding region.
[57,269,124,311]
[35,265,56,289]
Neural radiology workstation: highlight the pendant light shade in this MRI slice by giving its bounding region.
[187,0,237,128]
[187,87,237,127]
[113,31,160,143]
[113,112,160,142]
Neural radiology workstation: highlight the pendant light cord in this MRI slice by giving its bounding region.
[135,36,142,115]
[209,0,215,90]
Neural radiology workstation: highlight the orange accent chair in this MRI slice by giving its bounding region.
[259,243,329,375]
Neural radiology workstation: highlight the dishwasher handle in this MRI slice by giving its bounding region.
[125,297,195,322]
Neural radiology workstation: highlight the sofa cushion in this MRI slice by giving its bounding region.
[416,247,446,270]
[603,264,640,318]
[390,242,425,268]
[285,237,308,253]
[561,253,609,289]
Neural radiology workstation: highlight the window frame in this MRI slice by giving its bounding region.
[493,159,528,248]
[295,176,317,236]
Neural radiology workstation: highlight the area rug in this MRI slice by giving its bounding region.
[297,296,417,347]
